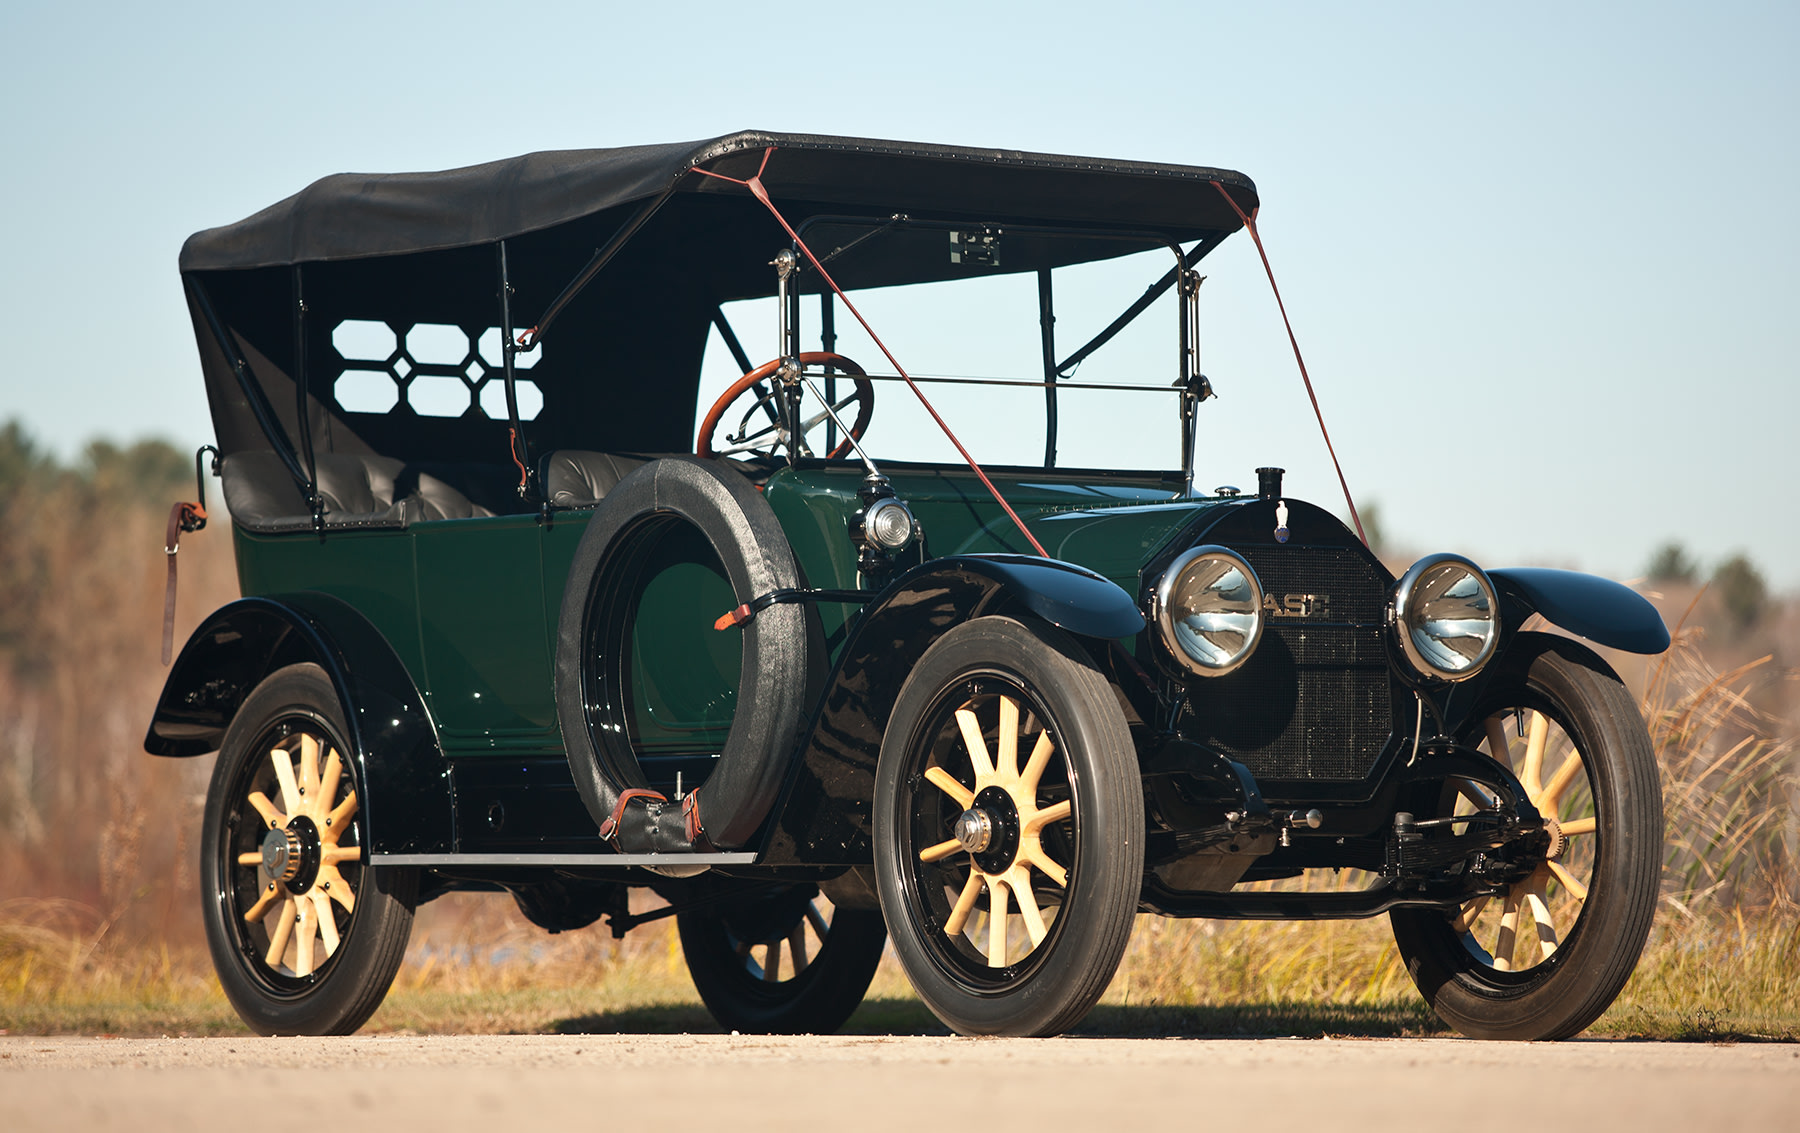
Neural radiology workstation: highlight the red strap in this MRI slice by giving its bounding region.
[681,790,709,848]
[692,149,1050,558]
[1208,182,1366,547]
[162,501,207,665]
[507,426,529,492]
[597,788,668,841]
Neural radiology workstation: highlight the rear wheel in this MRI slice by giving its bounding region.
[874,617,1142,1037]
[677,886,886,1033]
[200,663,416,1035]
[1391,634,1662,1040]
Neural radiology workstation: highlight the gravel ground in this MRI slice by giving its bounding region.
[2,1033,1795,1131]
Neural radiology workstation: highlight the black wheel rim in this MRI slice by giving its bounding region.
[893,673,1082,992]
[716,885,834,989]
[1435,693,1603,984]
[215,712,365,998]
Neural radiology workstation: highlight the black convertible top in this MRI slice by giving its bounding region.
[183,131,1258,494]
[181,130,1257,272]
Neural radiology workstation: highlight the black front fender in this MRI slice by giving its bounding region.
[759,554,1143,866]
[1490,568,1670,655]
[146,594,454,854]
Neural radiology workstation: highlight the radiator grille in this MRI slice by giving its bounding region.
[1184,545,1395,782]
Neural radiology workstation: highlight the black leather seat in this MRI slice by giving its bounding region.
[220,450,496,532]
[538,451,648,509]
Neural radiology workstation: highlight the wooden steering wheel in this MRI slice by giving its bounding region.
[697,352,874,460]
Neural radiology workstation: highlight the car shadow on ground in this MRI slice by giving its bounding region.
[552,999,1445,1038]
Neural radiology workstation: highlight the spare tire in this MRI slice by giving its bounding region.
[554,457,817,850]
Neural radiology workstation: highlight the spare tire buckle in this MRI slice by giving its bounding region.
[598,788,668,842]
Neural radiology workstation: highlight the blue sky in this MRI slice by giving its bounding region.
[3,1,1795,586]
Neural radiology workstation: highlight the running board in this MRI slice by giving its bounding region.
[1141,877,1480,920]
[368,852,759,867]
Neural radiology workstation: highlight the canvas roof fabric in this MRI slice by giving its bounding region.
[180,130,1259,272]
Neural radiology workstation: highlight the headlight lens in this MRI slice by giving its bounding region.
[1393,553,1499,681]
[1153,546,1265,677]
[864,497,916,550]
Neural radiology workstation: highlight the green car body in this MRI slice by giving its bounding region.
[229,463,1191,768]
[148,131,1672,1041]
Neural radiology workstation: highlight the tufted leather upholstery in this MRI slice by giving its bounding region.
[538,450,648,509]
[220,450,497,532]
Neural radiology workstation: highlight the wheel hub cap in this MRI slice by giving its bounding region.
[261,815,323,894]
[954,808,995,853]
[260,826,299,883]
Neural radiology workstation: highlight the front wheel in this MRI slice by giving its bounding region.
[1391,634,1663,1040]
[200,663,417,1035]
[874,616,1143,1037]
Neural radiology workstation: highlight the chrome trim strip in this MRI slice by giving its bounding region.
[368,852,759,867]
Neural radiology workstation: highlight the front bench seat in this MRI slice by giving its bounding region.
[539,451,647,509]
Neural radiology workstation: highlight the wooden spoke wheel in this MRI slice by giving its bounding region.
[1391,634,1662,1040]
[200,664,416,1036]
[874,617,1141,1037]
[697,351,873,460]
[676,884,887,1034]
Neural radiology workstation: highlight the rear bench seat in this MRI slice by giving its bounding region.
[221,450,499,533]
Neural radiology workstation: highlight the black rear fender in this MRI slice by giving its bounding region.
[146,594,453,855]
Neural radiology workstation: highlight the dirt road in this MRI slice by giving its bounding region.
[3,1033,1794,1131]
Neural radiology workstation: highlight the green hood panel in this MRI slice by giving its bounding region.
[763,464,1230,597]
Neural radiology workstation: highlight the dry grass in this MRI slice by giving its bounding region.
[1,428,1795,1039]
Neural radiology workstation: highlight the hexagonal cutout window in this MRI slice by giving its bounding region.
[477,378,543,421]
[477,326,540,370]
[335,370,400,414]
[332,320,396,363]
[406,323,471,367]
[407,375,472,417]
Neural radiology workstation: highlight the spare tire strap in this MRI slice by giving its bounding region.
[596,787,718,855]
[597,788,668,841]
[714,587,872,631]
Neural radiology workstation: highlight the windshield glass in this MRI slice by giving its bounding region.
[695,223,1198,471]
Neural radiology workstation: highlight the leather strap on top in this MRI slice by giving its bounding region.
[681,790,710,850]
[598,788,669,841]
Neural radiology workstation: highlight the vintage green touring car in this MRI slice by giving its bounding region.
[148,131,1670,1039]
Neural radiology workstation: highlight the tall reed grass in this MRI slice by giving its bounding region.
[1,428,1794,1036]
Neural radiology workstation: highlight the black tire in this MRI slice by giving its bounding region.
[1391,634,1662,1040]
[554,457,817,849]
[874,616,1142,1037]
[200,663,417,1035]
[677,886,887,1034]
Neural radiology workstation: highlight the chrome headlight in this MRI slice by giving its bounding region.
[862,496,916,550]
[1392,553,1500,681]
[1151,546,1265,677]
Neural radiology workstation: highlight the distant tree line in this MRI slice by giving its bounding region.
[0,420,191,674]
[1646,539,1771,632]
